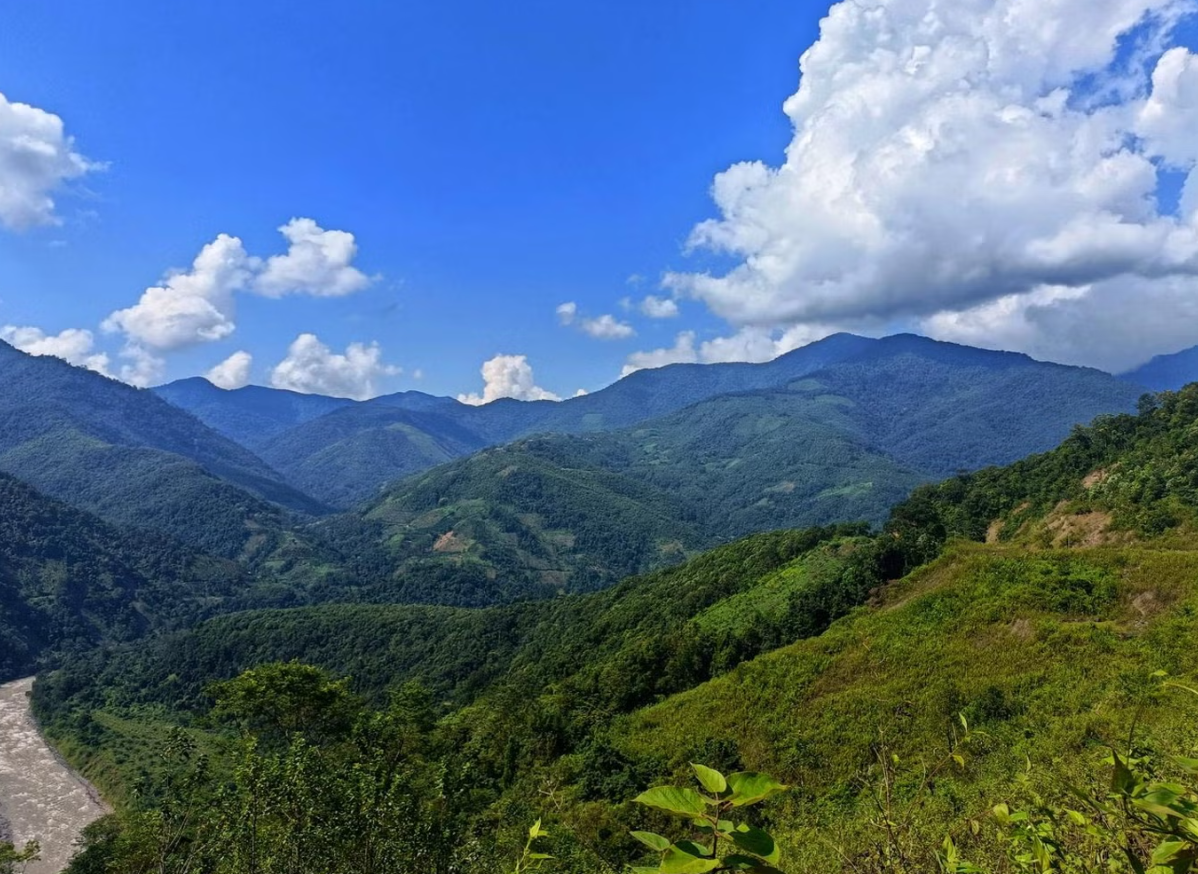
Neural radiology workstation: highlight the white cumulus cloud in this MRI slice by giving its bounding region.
[207,350,254,390]
[639,296,680,319]
[556,301,635,340]
[271,333,400,400]
[458,354,561,405]
[0,91,99,229]
[98,219,376,385]
[116,345,166,388]
[621,332,698,377]
[579,313,635,340]
[665,0,1198,368]
[102,234,252,351]
[0,325,111,375]
[253,218,373,298]
[556,301,579,325]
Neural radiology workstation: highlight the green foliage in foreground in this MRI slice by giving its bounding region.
[631,764,788,873]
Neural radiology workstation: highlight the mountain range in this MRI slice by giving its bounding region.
[0,332,1157,613]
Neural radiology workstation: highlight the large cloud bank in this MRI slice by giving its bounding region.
[656,0,1198,372]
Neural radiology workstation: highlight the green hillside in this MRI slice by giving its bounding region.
[325,340,1142,597]
[33,384,1198,874]
[0,472,244,680]
[0,343,328,557]
[154,335,1142,518]
[257,405,488,506]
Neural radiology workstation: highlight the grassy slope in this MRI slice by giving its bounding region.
[609,542,1198,871]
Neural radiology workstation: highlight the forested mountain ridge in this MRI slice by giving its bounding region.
[33,384,1198,873]
[255,404,490,507]
[0,471,244,680]
[153,334,1146,516]
[327,339,1143,596]
[153,377,357,449]
[1121,342,1198,391]
[0,342,329,556]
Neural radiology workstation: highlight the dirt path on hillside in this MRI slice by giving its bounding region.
[0,677,109,874]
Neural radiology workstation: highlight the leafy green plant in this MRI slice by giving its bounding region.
[945,678,1198,873]
[630,763,788,873]
[511,820,554,874]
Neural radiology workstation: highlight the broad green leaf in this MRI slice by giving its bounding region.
[723,855,765,870]
[1111,752,1137,796]
[659,844,720,874]
[528,819,547,839]
[730,825,779,863]
[635,786,708,818]
[674,841,712,858]
[1150,841,1188,865]
[691,763,727,795]
[631,832,672,852]
[726,773,788,808]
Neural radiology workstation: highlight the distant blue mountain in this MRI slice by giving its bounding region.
[155,333,1150,508]
[1121,345,1198,392]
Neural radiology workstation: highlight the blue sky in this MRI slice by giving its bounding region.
[4,1,1198,400]
[0,0,822,398]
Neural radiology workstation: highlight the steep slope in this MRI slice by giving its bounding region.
[35,525,865,716]
[0,472,243,681]
[0,344,326,556]
[1121,343,1198,391]
[33,384,1198,874]
[342,443,705,601]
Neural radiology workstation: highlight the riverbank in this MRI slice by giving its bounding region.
[0,678,108,874]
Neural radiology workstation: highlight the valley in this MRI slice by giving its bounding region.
[5,334,1198,873]
[12,4,1198,871]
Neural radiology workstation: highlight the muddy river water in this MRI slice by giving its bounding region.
[0,677,108,874]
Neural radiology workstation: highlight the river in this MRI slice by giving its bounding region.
[0,678,108,874]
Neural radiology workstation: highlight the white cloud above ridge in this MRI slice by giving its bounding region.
[271,333,399,400]
[621,331,698,376]
[207,350,254,390]
[0,91,99,230]
[556,301,635,340]
[619,323,842,377]
[254,218,373,298]
[662,0,1198,369]
[0,325,111,375]
[103,220,375,355]
[102,233,252,351]
[458,354,561,405]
